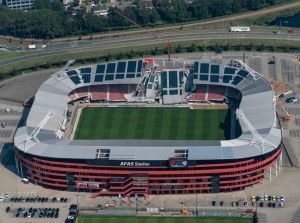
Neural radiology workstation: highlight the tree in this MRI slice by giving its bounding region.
[33,0,64,11]
[187,43,196,52]
[157,0,188,22]
[175,44,183,53]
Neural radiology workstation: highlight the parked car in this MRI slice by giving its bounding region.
[280,202,284,208]
[5,206,10,213]
[286,97,298,103]
[1,122,6,128]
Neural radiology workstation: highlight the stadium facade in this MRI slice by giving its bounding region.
[14,58,282,196]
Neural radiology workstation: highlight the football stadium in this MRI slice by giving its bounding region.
[14,58,282,196]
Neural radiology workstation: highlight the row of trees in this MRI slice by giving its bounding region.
[1,40,298,80]
[0,0,290,39]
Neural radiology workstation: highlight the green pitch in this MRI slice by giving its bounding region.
[74,107,230,140]
[77,216,253,223]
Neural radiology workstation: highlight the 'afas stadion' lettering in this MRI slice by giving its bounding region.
[120,161,150,167]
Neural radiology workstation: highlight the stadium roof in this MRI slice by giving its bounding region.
[14,59,281,161]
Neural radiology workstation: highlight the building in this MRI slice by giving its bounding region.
[5,0,34,9]
[14,58,282,196]
[92,5,108,16]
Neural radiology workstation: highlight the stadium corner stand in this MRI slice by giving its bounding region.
[14,58,282,196]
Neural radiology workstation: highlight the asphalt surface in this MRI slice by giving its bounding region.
[1,27,300,68]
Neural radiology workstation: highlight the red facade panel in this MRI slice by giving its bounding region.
[15,148,281,196]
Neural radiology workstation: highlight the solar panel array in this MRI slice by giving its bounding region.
[95,60,143,83]
[66,60,143,85]
[193,61,249,86]
[161,70,184,96]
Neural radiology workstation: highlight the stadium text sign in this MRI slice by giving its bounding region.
[119,161,150,167]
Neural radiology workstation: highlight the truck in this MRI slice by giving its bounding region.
[229,26,251,32]
[27,44,36,49]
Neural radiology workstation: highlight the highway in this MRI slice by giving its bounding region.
[1,27,300,67]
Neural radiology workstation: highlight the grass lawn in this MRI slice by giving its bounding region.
[0,51,33,61]
[77,216,253,223]
[74,107,229,140]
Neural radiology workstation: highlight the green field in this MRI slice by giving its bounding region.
[74,107,230,140]
[77,216,253,223]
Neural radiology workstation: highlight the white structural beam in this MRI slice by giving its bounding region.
[18,110,55,152]
[236,109,276,154]
[52,59,75,80]
[231,59,262,81]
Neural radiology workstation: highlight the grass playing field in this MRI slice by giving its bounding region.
[77,216,253,223]
[74,107,230,140]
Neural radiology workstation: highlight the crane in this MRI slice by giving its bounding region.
[113,9,172,61]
